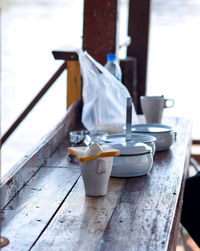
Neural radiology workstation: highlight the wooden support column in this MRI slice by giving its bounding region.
[52,51,81,109]
[83,0,119,65]
[127,0,151,113]
[66,61,81,109]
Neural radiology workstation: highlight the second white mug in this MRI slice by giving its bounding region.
[140,95,174,123]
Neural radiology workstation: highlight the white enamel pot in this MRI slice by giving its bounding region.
[104,142,153,177]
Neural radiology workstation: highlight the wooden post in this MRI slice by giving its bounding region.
[83,0,120,65]
[66,61,81,109]
[127,0,151,113]
[120,57,138,110]
[52,51,81,109]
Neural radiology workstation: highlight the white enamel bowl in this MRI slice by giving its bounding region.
[131,124,175,151]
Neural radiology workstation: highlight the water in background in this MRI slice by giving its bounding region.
[1,0,200,177]
[0,0,129,177]
[147,0,200,136]
[0,0,84,176]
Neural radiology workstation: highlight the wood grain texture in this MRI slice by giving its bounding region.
[31,177,126,251]
[1,166,80,251]
[120,57,138,112]
[96,117,192,251]
[127,0,151,113]
[1,116,192,251]
[66,61,82,109]
[167,117,192,250]
[83,0,119,64]
[0,100,84,209]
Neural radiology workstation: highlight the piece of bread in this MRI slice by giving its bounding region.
[68,145,120,162]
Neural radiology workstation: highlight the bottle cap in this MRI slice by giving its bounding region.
[107,54,116,62]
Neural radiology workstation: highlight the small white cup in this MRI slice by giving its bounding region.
[140,96,174,123]
[79,157,113,196]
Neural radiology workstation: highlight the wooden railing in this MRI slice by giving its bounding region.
[1,62,66,145]
[1,51,82,146]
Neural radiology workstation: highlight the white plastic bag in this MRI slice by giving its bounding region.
[78,50,138,133]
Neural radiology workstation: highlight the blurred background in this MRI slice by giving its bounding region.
[1,0,200,178]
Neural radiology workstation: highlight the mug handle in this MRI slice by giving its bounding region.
[164,99,174,108]
[97,159,107,174]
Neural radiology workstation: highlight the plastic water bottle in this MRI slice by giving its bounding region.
[104,54,122,81]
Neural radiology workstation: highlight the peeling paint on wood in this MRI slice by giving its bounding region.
[31,177,126,251]
[1,167,81,251]
[0,100,84,210]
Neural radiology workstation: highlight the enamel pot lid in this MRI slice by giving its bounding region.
[131,124,173,133]
[104,142,152,156]
[103,133,156,144]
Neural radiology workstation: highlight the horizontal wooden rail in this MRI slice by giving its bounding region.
[1,62,66,146]
[192,140,200,145]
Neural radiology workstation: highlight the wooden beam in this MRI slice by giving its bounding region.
[83,0,119,65]
[52,51,78,61]
[66,61,82,109]
[127,0,151,113]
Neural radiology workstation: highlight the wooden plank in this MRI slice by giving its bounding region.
[127,0,151,113]
[67,61,82,109]
[167,118,192,250]
[1,116,192,250]
[52,51,79,61]
[1,166,81,251]
[96,117,192,250]
[0,100,84,210]
[44,143,74,168]
[31,177,126,250]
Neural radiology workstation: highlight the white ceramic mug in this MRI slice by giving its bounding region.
[140,96,174,123]
[79,157,113,196]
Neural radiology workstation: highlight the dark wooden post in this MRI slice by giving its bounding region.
[82,0,151,114]
[83,0,119,65]
[120,57,138,108]
[127,0,151,113]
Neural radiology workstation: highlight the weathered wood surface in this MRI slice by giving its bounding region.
[1,164,81,251]
[96,117,192,251]
[167,117,192,251]
[83,0,119,64]
[31,177,126,251]
[0,100,84,210]
[1,116,192,251]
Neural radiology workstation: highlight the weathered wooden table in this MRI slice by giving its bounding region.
[1,101,192,251]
